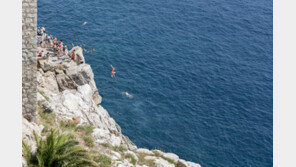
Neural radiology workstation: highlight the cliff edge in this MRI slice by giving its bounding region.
[22,45,201,167]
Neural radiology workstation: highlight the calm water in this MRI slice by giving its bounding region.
[38,0,273,166]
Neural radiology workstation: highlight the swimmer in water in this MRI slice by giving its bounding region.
[111,65,116,77]
[89,50,92,54]
[92,48,95,52]
[122,91,133,98]
[83,48,86,52]
[71,43,74,47]
[81,42,85,46]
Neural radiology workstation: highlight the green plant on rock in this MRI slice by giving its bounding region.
[75,125,95,135]
[83,136,95,147]
[124,153,137,165]
[93,154,112,167]
[137,153,155,167]
[38,90,50,101]
[22,129,97,167]
[60,120,78,131]
[152,150,176,165]
[102,143,110,148]
[38,109,56,129]
[113,145,127,152]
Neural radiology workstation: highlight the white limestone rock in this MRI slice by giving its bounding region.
[144,156,157,161]
[92,128,122,147]
[125,150,138,161]
[186,161,202,167]
[22,157,28,167]
[42,101,54,113]
[177,159,202,167]
[154,158,175,167]
[22,117,43,151]
[153,150,164,156]
[56,73,77,91]
[37,92,45,101]
[177,159,188,167]
[162,152,179,163]
[42,71,59,94]
[111,151,122,160]
[38,59,59,72]
[136,148,154,155]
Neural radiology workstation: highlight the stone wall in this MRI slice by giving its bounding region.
[22,0,37,122]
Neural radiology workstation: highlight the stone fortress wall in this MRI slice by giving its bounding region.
[22,0,37,122]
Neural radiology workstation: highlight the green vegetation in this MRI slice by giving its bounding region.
[22,129,97,167]
[83,136,95,147]
[113,145,127,152]
[152,150,161,156]
[165,158,175,165]
[137,153,155,167]
[67,132,76,140]
[38,106,56,134]
[93,154,112,167]
[152,150,176,166]
[60,120,78,131]
[39,111,56,124]
[38,90,50,101]
[102,143,110,148]
[75,125,95,135]
[125,153,137,165]
[58,64,64,71]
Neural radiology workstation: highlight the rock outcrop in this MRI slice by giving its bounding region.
[23,45,202,167]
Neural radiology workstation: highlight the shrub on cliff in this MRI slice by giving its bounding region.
[93,154,112,167]
[22,129,97,167]
[124,153,137,165]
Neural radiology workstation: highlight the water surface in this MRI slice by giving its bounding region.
[38,0,273,166]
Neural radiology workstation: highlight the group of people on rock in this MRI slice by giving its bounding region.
[37,27,83,65]
[37,26,133,98]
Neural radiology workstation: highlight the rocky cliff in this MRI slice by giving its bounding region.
[22,45,201,167]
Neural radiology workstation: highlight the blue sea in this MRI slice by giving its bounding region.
[38,0,273,166]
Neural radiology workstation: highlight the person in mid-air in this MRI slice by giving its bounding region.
[111,65,116,77]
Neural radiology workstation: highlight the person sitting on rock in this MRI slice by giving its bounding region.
[46,34,51,48]
[38,50,44,57]
[52,42,56,53]
[41,33,46,47]
[41,27,46,34]
[63,44,67,55]
[37,28,42,36]
[37,37,42,47]
[57,46,61,60]
[71,50,76,60]
[46,52,50,58]
[46,52,50,61]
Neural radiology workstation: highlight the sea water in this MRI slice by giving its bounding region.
[38,0,273,166]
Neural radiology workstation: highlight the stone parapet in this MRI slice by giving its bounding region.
[22,0,37,122]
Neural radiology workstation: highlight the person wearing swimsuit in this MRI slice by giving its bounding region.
[71,50,76,60]
[63,44,67,55]
[38,50,44,57]
[111,65,116,77]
